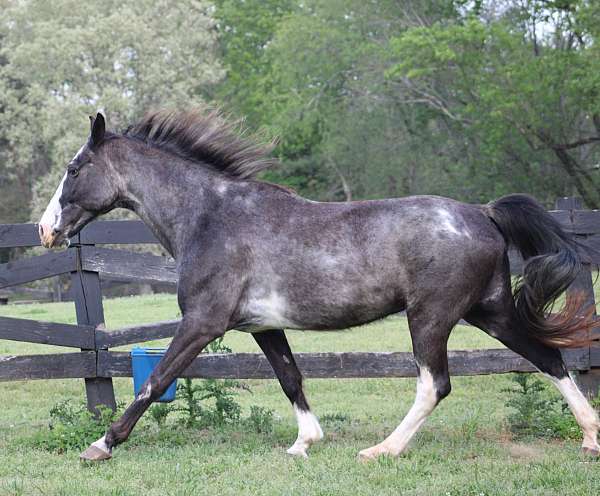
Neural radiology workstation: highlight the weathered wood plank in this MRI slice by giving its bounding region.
[70,265,117,414]
[0,352,96,381]
[573,234,600,264]
[549,209,572,228]
[98,348,590,380]
[0,224,40,248]
[96,319,180,349]
[571,210,600,235]
[591,347,600,368]
[0,221,159,249]
[81,247,177,285]
[79,221,158,245]
[553,198,582,210]
[0,316,94,348]
[0,250,77,288]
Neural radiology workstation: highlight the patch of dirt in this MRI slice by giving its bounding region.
[505,442,545,460]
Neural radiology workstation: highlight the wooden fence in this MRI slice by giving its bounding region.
[1,197,599,413]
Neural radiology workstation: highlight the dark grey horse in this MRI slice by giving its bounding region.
[38,110,599,461]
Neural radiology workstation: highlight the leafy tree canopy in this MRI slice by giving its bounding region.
[0,0,223,222]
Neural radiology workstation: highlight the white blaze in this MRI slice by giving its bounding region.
[39,145,86,231]
[39,172,67,230]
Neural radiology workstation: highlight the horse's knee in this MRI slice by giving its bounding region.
[435,378,451,402]
[418,365,451,405]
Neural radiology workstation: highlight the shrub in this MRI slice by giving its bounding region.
[148,403,171,427]
[148,337,244,428]
[29,401,120,453]
[33,337,282,450]
[502,373,599,440]
[170,377,242,428]
[246,405,274,434]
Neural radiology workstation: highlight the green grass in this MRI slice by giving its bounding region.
[0,295,598,496]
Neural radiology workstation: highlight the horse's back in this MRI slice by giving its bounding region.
[232,192,506,331]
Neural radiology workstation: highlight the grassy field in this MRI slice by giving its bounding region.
[0,294,598,495]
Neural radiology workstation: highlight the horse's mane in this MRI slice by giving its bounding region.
[123,108,278,179]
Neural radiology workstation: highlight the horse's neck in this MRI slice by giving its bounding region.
[121,159,223,258]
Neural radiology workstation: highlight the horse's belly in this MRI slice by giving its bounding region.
[235,291,302,331]
[236,287,404,332]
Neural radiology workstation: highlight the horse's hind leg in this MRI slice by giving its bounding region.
[253,329,323,457]
[467,297,600,456]
[358,306,455,460]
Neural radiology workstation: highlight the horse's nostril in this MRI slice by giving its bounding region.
[39,224,51,238]
[38,224,60,246]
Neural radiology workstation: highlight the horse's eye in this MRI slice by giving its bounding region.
[69,168,79,178]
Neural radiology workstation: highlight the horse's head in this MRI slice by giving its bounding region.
[38,113,120,248]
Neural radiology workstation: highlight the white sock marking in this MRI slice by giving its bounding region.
[287,403,323,457]
[549,374,600,450]
[360,366,438,458]
[385,367,437,453]
[91,435,111,454]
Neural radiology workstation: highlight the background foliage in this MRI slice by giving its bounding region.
[2,0,600,230]
[0,0,222,224]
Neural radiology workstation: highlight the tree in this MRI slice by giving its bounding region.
[0,0,223,222]
[215,0,496,202]
[214,0,295,127]
[388,0,600,207]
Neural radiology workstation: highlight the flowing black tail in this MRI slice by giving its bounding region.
[487,194,597,348]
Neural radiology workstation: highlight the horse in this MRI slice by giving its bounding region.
[38,110,600,462]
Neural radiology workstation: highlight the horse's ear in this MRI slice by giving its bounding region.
[90,112,105,146]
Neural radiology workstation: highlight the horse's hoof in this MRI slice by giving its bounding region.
[286,445,309,458]
[80,445,112,462]
[357,448,379,462]
[581,446,600,458]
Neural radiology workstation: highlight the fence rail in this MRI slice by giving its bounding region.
[1,196,599,413]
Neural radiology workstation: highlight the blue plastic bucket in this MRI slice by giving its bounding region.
[131,348,177,402]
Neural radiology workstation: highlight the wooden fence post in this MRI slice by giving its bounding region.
[70,236,117,414]
[555,197,600,398]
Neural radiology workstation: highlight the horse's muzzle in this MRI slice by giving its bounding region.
[38,223,63,248]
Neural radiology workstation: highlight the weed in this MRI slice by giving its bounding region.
[149,403,171,427]
[246,405,274,434]
[170,377,242,428]
[28,401,120,453]
[321,412,350,423]
[147,337,244,428]
[459,410,480,441]
[502,373,592,439]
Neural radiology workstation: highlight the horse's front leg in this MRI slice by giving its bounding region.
[253,329,323,458]
[80,310,228,461]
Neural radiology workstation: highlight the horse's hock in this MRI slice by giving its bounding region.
[0,197,599,413]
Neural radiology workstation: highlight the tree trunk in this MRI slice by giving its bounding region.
[552,148,599,209]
